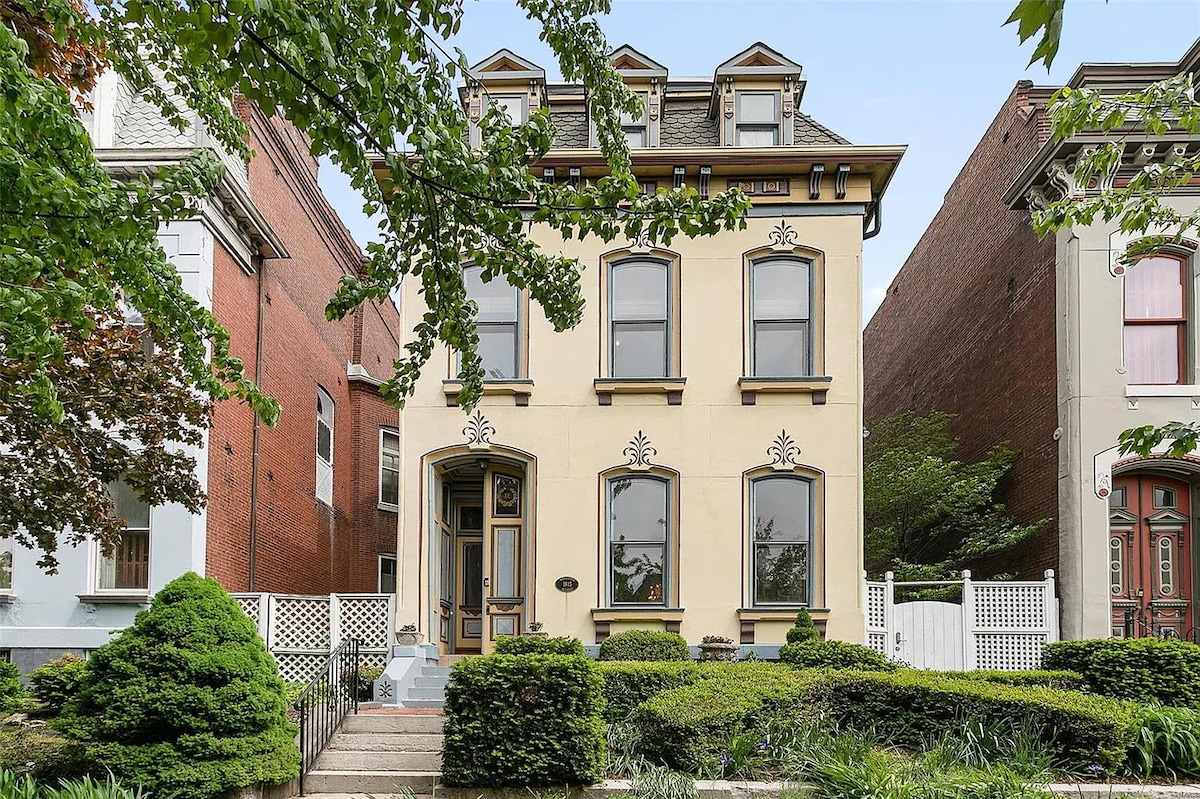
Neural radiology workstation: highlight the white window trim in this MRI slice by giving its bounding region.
[379,428,400,511]
[0,536,13,595]
[1125,384,1200,397]
[316,387,335,506]
[378,553,398,593]
[90,527,152,596]
[489,93,528,126]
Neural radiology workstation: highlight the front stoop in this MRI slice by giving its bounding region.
[303,712,443,796]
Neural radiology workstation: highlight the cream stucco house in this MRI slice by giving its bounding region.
[387,43,903,662]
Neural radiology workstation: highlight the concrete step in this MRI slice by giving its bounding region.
[401,698,445,709]
[341,714,444,734]
[303,770,440,794]
[407,687,445,701]
[315,749,443,772]
[329,732,443,752]
[422,666,452,678]
[413,676,447,689]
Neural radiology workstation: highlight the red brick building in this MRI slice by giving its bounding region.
[864,81,1058,581]
[865,39,1200,641]
[0,77,400,672]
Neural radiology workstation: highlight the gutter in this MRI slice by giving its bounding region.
[863,200,882,240]
[247,253,267,591]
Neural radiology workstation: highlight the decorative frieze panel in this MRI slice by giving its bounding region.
[727,178,789,196]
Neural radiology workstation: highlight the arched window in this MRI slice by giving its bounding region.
[606,474,671,605]
[750,475,812,604]
[609,259,670,378]
[751,256,811,377]
[462,265,521,380]
[316,387,334,505]
[1124,254,1188,385]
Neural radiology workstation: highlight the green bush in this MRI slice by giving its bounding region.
[779,640,897,672]
[0,728,88,783]
[632,663,819,771]
[354,665,384,702]
[29,655,88,715]
[598,661,700,721]
[931,669,1085,692]
[1043,638,1200,707]
[785,609,819,644]
[1127,704,1200,779]
[0,661,20,708]
[58,572,299,799]
[493,635,586,657]
[816,670,1138,772]
[598,630,690,662]
[442,654,605,787]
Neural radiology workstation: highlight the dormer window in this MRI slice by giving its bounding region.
[490,94,526,126]
[621,93,648,148]
[736,91,780,146]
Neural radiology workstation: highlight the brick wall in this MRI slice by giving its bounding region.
[206,103,400,595]
[863,81,1060,579]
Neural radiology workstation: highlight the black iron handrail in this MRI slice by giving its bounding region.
[294,637,361,794]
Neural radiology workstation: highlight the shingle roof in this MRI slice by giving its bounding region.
[795,113,850,146]
[551,111,589,148]
[660,100,719,147]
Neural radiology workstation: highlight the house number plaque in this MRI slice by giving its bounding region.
[555,576,579,593]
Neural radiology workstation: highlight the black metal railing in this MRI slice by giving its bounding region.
[294,637,361,794]
[1122,607,1200,643]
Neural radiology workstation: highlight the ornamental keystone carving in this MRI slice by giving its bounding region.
[463,410,495,449]
[766,429,802,470]
[623,430,657,469]
[767,220,800,248]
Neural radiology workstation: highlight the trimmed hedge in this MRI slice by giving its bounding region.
[632,664,818,771]
[1043,638,1200,707]
[493,635,586,657]
[816,670,1138,772]
[59,573,299,799]
[779,640,897,672]
[598,629,690,662]
[29,654,88,715]
[442,654,605,787]
[930,669,1085,692]
[598,661,700,721]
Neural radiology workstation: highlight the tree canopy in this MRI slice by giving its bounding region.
[1006,0,1200,458]
[2,0,749,563]
[864,412,1045,581]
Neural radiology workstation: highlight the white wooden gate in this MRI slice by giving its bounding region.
[865,570,1058,671]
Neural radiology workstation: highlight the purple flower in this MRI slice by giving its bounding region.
[757,742,771,750]
[1085,765,1103,775]
[720,755,730,764]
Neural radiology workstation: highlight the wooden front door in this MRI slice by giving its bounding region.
[480,465,525,653]
[452,501,484,653]
[1110,474,1194,638]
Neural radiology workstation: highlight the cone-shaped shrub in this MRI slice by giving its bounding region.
[59,572,299,799]
[785,609,819,644]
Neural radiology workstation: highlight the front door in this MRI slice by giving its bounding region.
[481,465,526,652]
[1110,474,1194,637]
[452,501,484,652]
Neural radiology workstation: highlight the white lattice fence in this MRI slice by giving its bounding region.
[231,593,393,682]
[863,571,1058,671]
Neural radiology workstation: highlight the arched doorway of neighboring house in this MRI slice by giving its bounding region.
[1109,471,1194,638]
[424,448,533,656]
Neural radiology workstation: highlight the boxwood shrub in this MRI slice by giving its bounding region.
[779,640,896,672]
[58,573,299,799]
[930,669,1085,691]
[598,629,691,661]
[597,661,700,721]
[29,654,89,715]
[493,635,586,657]
[816,670,1138,772]
[1043,638,1200,707]
[0,661,20,708]
[631,664,818,771]
[442,654,605,787]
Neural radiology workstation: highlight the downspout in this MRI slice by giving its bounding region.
[248,252,266,591]
[863,199,883,240]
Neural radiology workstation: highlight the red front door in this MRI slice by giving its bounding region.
[1109,475,1193,638]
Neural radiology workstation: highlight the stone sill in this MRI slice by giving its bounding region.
[591,607,685,622]
[444,380,534,407]
[0,594,13,604]
[594,377,686,406]
[77,593,149,605]
[1125,384,1200,397]
[739,376,832,406]
[737,607,830,622]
